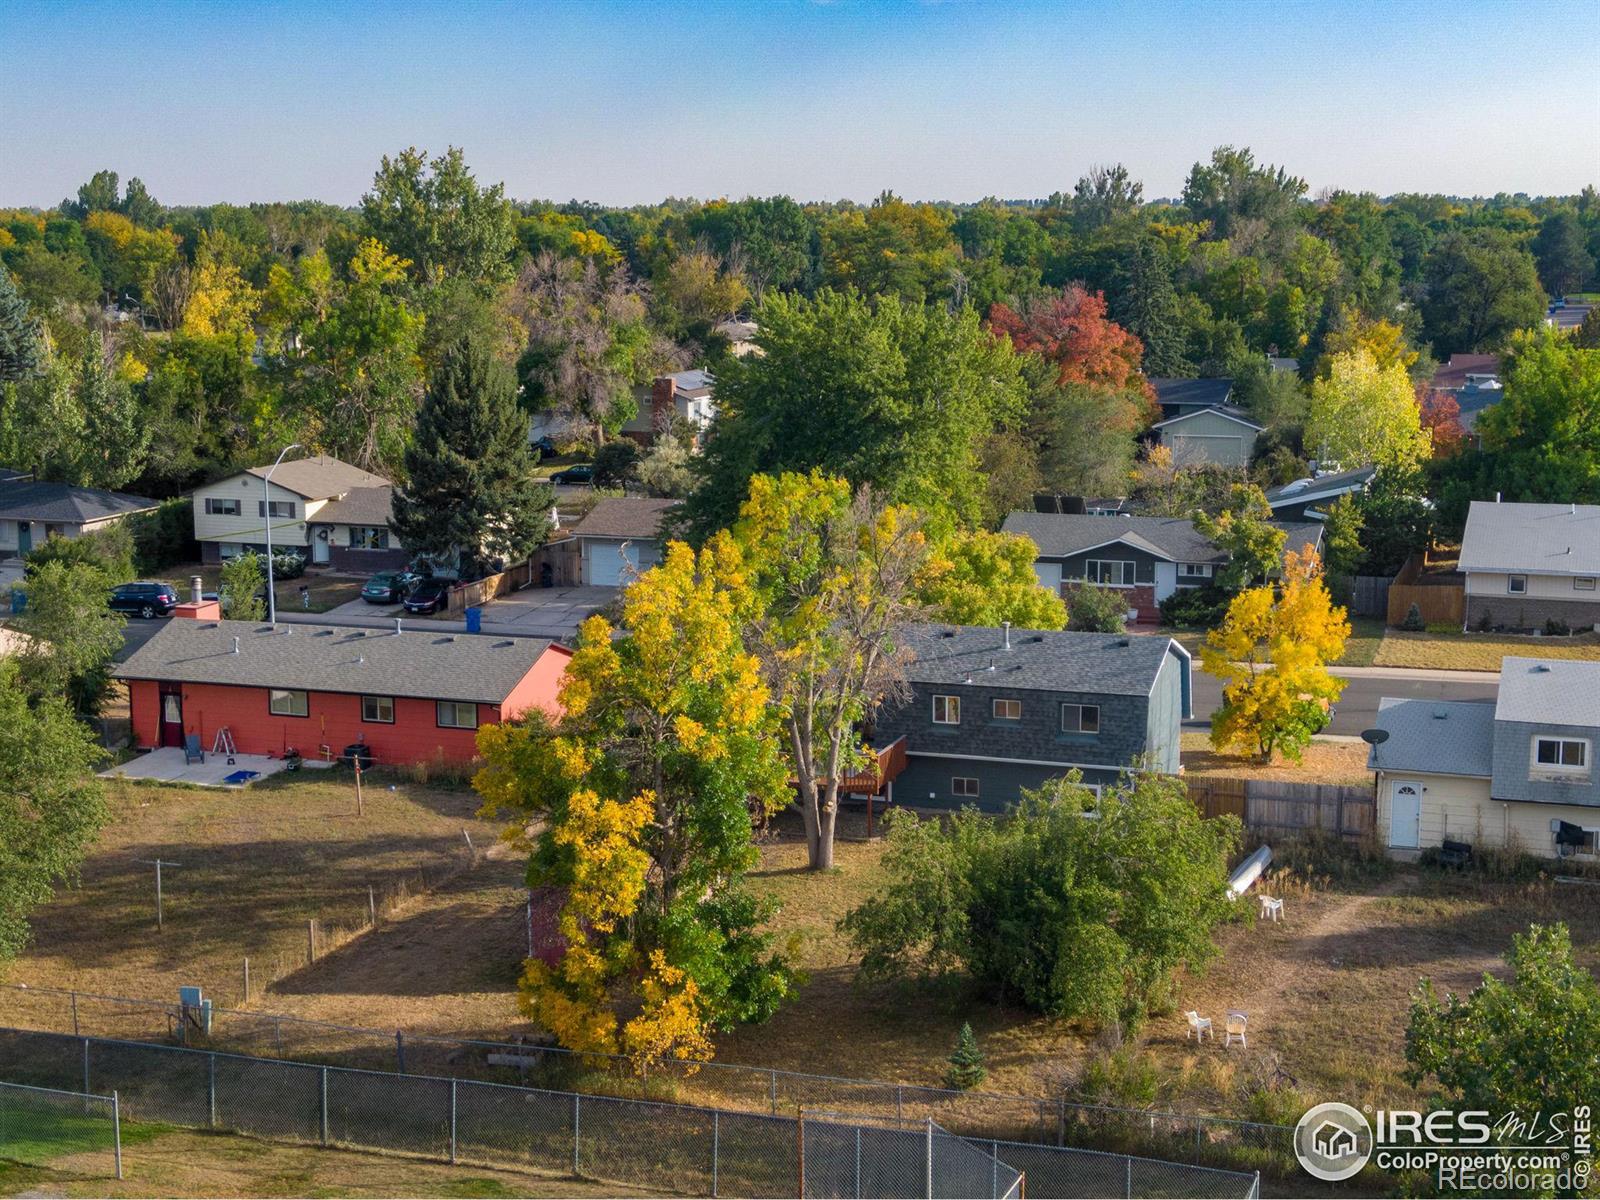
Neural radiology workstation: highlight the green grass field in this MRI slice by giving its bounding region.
[0,1089,124,1173]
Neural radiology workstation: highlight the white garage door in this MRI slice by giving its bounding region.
[587,541,660,587]
[1170,434,1244,467]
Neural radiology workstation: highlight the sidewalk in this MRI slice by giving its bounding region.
[1329,664,1500,683]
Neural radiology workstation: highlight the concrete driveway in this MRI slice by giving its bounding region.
[321,584,616,642]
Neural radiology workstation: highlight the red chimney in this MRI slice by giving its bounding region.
[651,375,677,432]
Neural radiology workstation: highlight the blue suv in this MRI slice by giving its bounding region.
[109,581,180,618]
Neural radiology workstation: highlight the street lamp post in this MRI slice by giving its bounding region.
[263,444,302,626]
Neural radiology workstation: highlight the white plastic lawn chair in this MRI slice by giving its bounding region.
[1185,1011,1213,1042]
[1225,1010,1248,1048]
[1259,896,1284,922]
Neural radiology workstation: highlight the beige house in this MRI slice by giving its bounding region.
[1458,500,1600,631]
[1371,657,1600,859]
[190,455,395,567]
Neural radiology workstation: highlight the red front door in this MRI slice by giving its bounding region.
[159,685,184,748]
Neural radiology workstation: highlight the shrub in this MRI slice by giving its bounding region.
[1064,582,1129,632]
[221,553,266,623]
[271,551,306,580]
[24,526,134,584]
[128,497,198,573]
[944,1023,987,1091]
[593,439,641,489]
[1543,618,1571,637]
[1400,602,1426,632]
[1476,608,1495,632]
[1159,584,1232,629]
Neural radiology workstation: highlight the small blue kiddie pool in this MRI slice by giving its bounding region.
[221,770,260,786]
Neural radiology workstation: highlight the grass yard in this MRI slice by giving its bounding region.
[0,771,523,1038]
[1179,733,1373,786]
[1169,616,1385,669]
[152,564,364,615]
[1372,629,1600,671]
[0,1125,659,1198]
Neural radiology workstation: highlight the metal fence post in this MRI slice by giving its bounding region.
[769,1068,777,1114]
[711,1110,719,1198]
[897,1085,904,1121]
[208,1053,217,1128]
[449,1078,457,1164]
[81,1036,90,1095]
[319,1066,329,1146]
[112,1089,123,1180]
[855,1127,862,1200]
[1057,1097,1065,1147]
[924,1118,933,1200]
[1125,1154,1132,1199]
[71,991,79,1037]
[1194,1119,1202,1163]
[572,1093,580,1176]
[992,1140,999,1197]
[395,1030,406,1073]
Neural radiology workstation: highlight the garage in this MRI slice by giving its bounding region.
[570,497,678,588]
[586,540,660,587]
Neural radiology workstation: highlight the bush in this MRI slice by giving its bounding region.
[1543,618,1571,637]
[271,551,306,580]
[943,1023,987,1091]
[1159,583,1232,629]
[1476,608,1495,632]
[127,497,198,573]
[1400,602,1426,632]
[24,526,134,584]
[1064,582,1129,632]
[593,439,641,489]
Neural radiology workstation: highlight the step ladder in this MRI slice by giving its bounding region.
[211,728,237,764]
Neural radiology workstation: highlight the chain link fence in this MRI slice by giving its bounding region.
[0,1079,122,1180]
[0,1027,1042,1198]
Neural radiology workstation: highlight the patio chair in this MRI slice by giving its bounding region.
[1225,1010,1248,1048]
[183,734,205,765]
[1259,895,1284,922]
[1184,1011,1213,1042]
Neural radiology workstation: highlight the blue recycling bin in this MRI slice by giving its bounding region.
[465,605,482,633]
[10,588,24,614]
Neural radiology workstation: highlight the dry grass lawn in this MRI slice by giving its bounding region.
[152,563,364,615]
[1373,629,1600,671]
[1180,733,1373,787]
[0,1125,659,1198]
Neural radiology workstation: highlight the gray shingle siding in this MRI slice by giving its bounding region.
[1491,720,1600,809]
[894,755,1120,812]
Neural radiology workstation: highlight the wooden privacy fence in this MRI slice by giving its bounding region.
[446,558,535,615]
[1385,552,1465,628]
[1188,777,1374,840]
[1348,575,1391,618]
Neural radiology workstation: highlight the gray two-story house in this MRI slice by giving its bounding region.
[1369,657,1600,859]
[869,624,1192,812]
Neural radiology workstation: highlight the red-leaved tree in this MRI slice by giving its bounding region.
[989,285,1155,407]
[1417,386,1467,455]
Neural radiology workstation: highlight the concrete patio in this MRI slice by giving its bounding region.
[100,747,334,788]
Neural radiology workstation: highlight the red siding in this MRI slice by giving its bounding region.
[125,646,570,766]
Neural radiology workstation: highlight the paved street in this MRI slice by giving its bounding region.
[320,584,617,641]
[1187,665,1499,735]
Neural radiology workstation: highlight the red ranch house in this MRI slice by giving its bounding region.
[116,605,570,765]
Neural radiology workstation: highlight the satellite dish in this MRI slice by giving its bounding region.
[1360,729,1389,746]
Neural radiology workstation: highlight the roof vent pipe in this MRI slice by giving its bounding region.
[190,575,204,604]
[232,637,239,655]
[1003,621,1012,650]
[394,617,403,634]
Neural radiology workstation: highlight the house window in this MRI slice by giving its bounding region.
[1533,736,1588,773]
[1576,578,1597,591]
[219,542,246,559]
[992,698,1022,720]
[361,695,394,724]
[349,526,390,550]
[205,497,241,516]
[437,700,478,729]
[1178,563,1214,579]
[932,694,961,725]
[1507,575,1527,594]
[1085,560,1137,587]
[258,500,296,519]
[952,777,980,798]
[1061,703,1101,734]
[268,689,309,717]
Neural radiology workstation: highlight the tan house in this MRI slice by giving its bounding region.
[1458,500,1600,631]
[190,455,396,568]
[1371,657,1600,859]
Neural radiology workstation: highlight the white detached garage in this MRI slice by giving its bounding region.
[570,497,677,588]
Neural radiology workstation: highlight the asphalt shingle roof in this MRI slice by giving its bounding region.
[1458,501,1600,577]
[1000,512,1323,565]
[308,486,394,527]
[1151,404,1263,431]
[1264,465,1377,509]
[240,455,391,499]
[1496,657,1600,729]
[1150,377,1233,409]
[571,498,677,541]
[114,618,563,705]
[0,479,159,523]
[1366,697,1495,777]
[899,624,1185,696]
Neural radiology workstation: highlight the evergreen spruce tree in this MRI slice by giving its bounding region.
[0,264,41,383]
[1112,238,1188,377]
[390,333,553,577]
[944,1022,987,1091]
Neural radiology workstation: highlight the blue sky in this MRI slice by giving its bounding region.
[1,0,1596,207]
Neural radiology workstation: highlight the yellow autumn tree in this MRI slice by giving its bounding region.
[475,534,792,1070]
[1306,348,1432,472]
[1201,548,1350,762]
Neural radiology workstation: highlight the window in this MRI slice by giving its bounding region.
[1576,578,1597,592]
[1508,575,1527,594]
[1178,562,1214,579]
[1061,703,1101,734]
[437,700,478,729]
[932,694,961,725]
[1085,559,1137,587]
[992,698,1022,720]
[349,526,390,550]
[205,497,241,516]
[258,499,296,519]
[268,689,308,717]
[952,777,980,798]
[219,542,245,560]
[1534,736,1588,772]
[361,695,394,724]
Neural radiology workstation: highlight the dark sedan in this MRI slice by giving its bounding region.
[402,577,451,614]
[361,571,421,604]
[550,463,594,485]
